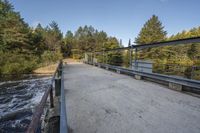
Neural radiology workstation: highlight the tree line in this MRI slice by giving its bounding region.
[135,15,200,67]
[0,0,64,74]
[0,0,122,74]
[134,15,200,79]
[0,0,199,75]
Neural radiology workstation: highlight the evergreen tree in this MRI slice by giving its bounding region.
[0,0,30,51]
[167,26,200,65]
[135,15,167,60]
[44,21,63,51]
[123,39,131,67]
[30,23,46,55]
[62,30,74,56]
[104,37,123,65]
[94,31,107,51]
[135,15,167,44]
[0,1,64,74]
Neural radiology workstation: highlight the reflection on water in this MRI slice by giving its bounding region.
[0,77,51,133]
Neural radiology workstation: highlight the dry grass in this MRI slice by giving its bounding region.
[33,63,58,74]
[33,58,79,74]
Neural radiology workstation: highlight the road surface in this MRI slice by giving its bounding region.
[63,61,200,133]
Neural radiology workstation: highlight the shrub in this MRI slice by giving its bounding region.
[0,50,63,75]
[0,51,38,74]
[41,50,63,65]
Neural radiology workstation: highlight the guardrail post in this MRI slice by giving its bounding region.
[116,69,121,74]
[130,46,132,69]
[169,82,182,91]
[106,53,108,64]
[58,69,62,77]
[134,48,138,69]
[50,85,54,108]
[191,66,194,79]
[135,75,142,80]
[55,61,62,97]
[58,61,63,77]
[55,77,61,96]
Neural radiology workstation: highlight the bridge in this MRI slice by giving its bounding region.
[64,61,200,133]
[27,37,200,133]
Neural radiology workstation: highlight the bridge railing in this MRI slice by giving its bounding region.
[26,60,68,133]
[60,67,68,133]
[84,37,200,93]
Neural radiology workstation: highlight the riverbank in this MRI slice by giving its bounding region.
[33,59,72,74]
[0,59,78,82]
[0,63,57,82]
[33,63,58,75]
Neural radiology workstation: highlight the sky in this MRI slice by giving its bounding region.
[9,0,200,46]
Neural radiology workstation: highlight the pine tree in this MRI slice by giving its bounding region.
[123,39,131,67]
[62,30,74,56]
[104,37,123,65]
[30,23,46,54]
[135,15,167,60]
[0,0,30,51]
[135,15,167,44]
[44,21,63,51]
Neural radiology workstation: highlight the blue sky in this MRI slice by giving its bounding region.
[9,0,200,46]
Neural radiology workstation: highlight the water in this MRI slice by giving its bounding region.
[0,77,51,133]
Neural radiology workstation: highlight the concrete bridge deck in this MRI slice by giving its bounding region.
[63,62,200,133]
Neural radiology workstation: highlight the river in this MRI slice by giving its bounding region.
[0,76,51,132]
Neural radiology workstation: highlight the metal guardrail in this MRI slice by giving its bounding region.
[87,62,200,90]
[26,60,68,133]
[60,69,68,133]
[133,37,200,50]
[92,37,200,53]
[85,37,200,91]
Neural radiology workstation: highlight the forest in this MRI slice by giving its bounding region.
[0,0,200,77]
